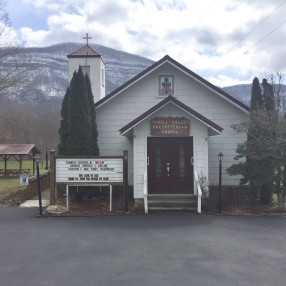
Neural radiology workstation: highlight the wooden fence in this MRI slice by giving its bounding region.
[26,170,50,200]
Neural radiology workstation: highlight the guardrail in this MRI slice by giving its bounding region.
[143,171,148,214]
[194,171,202,213]
[0,169,31,176]
[26,170,50,200]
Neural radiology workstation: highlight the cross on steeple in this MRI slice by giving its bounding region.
[83,33,92,46]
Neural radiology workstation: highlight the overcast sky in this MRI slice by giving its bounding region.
[5,0,286,87]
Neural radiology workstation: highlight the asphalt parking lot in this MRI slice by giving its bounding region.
[1,208,286,286]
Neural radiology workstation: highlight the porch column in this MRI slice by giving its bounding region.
[19,155,22,174]
[4,155,7,171]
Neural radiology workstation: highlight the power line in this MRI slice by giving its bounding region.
[213,20,286,78]
[201,0,286,77]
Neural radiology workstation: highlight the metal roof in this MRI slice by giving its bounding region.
[67,45,102,58]
[0,144,40,155]
[95,55,249,112]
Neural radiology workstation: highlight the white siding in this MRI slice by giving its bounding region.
[69,57,105,103]
[96,62,247,196]
[131,104,209,198]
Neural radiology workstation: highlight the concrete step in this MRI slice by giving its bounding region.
[148,207,197,212]
[148,200,197,208]
[147,194,196,201]
[20,189,50,208]
[147,194,198,211]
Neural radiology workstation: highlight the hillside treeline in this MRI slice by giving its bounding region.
[0,94,61,154]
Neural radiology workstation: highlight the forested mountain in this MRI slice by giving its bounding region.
[10,42,154,100]
[4,42,279,103]
[5,41,284,104]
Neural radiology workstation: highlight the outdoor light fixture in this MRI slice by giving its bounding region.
[218,152,224,214]
[34,154,41,164]
[34,154,42,215]
[45,146,49,170]
[123,150,128,213]
[218,152,224,162]
[123,150,128,158]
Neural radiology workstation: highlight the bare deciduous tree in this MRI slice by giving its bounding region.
[0,0,26,95]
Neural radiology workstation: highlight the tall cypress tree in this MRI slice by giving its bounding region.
[67,67,92,155]
[259,78,277,203]
[85,74,99,155]
[250,77,263,111]
[58,66,100,157]
[58,87,70,155]
[262,78,276,114]
[245,78,264,194]
[228,77,275,203]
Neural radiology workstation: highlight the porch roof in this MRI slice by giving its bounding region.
[0,144,40,156]
[119,95,223,136]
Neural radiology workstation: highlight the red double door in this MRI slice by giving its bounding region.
[147,137,194,194]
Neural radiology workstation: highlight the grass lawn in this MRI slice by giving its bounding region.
[0,160,48,200]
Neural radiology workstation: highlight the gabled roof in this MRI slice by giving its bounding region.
[67,45,102,58]
[0,144,40,155]
[95,55,249,112]
[119,95,223,136]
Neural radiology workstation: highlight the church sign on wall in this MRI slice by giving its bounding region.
[151,117,190,136]
[55,157,124,184]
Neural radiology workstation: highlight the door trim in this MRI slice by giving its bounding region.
[147,136,194,194]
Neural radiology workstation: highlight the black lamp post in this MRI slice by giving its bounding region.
[123,150,128,213]
[34,154,43,215]
[45,146,49,170]
[218,152,224,214]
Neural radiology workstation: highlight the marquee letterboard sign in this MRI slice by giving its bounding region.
[56,157,124,184]
[151,117,190,136]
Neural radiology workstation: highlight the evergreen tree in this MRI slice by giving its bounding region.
[261,78,277,202]
[227,77,276,203]
[262,78,276,114]
[58,66,100,156]
[85,74,99,155]
[250,77,263,111]
[58,87,70,155]
[245,78,265,196]
[67,67,92,155]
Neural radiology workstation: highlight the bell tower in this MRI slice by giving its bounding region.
[67,33,106,103]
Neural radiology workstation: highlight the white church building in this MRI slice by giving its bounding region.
[67,42,248,208]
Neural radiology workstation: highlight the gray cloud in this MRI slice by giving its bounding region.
[8,0,286,87]
[85,1,130,25]
[166,26,221,48]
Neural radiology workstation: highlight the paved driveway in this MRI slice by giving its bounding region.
[1,208,286,286]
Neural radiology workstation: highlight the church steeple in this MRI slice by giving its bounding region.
[67,34,106,103]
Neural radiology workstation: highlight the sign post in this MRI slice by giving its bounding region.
[34,154,43,216]
[20,173,29,186]
[54,156,124,212]
[56,157,124,183]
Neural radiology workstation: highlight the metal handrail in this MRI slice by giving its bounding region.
[143,171,148,214]
[194,171,202,213]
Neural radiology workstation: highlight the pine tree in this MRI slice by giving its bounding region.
[67,67,92,155]
[85,74,99,155]
[58,87,70,155]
